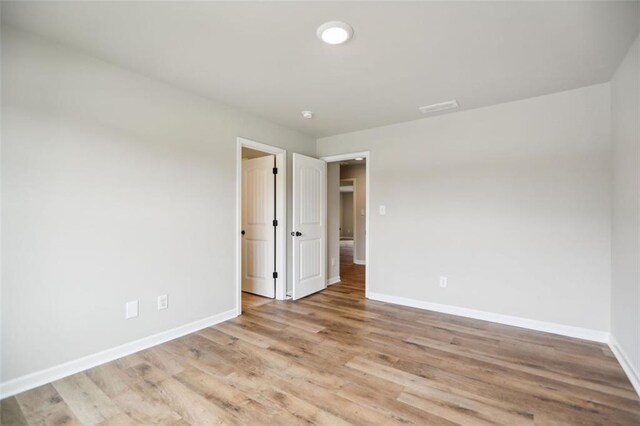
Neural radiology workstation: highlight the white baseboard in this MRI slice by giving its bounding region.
[609,335,640,397]
[0,309,238,399]
[354,259,366,265]
[367,292,609,343]
[327,276,341,285]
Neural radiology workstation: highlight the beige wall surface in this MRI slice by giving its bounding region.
[340,164,367,263]
[611,35,640,382]
[318,84,612,332]
[326,163,341,281]
[1,27,316,382]
[341,191,354,238]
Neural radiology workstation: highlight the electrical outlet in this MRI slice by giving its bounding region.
[158,294,168,310]
[439,276,448,288]
[126,300,139,319]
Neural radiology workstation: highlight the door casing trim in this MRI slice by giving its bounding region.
[321,152,370,298]
[236,137,287,315]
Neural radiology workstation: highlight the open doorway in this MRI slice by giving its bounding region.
[236,138,287,315]
[323,153,369,298]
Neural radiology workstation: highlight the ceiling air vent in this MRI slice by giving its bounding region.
[419,100,459,114]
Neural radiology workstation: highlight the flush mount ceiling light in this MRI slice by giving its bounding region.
[301,110,314,119]
[355,157,364,161]
[317,21,353,45]
[419,100,459,114]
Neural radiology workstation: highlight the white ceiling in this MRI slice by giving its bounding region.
[3,1,639,137]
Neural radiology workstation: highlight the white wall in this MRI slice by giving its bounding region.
[1,27,315,384]
[326,163,340,281]
[318,84,612,333]
[341,164,367,263]
[611,34,640,388]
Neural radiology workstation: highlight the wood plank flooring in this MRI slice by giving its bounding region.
[3,256,640,425]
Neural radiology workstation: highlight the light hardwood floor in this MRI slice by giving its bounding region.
[2,258,639,425]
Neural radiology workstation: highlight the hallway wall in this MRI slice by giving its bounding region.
[340,164,367,264]
[341,191,354,238]
[326,163,341,282]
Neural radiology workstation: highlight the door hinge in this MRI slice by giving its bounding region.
[273,219,278,227]
[273,271,278,279]
[273,167,278,175]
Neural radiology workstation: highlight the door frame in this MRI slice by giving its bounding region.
[236,137,287,315]
[321,152,370,298]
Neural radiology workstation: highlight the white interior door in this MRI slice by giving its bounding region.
[242,155,275,298]
[292,153,326,300]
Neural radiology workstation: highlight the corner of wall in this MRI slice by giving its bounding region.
[609,334,640,397]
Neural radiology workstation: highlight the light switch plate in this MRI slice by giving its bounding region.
[379,205,386,215]
[126,300,139,319]
[158,294,168,310]
[439,277,448,288]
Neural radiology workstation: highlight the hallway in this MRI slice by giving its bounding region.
[339,239,364,292]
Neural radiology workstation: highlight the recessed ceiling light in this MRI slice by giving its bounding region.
[355,157,364,161]
[317,21,353,45]
[301,110,314,119]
